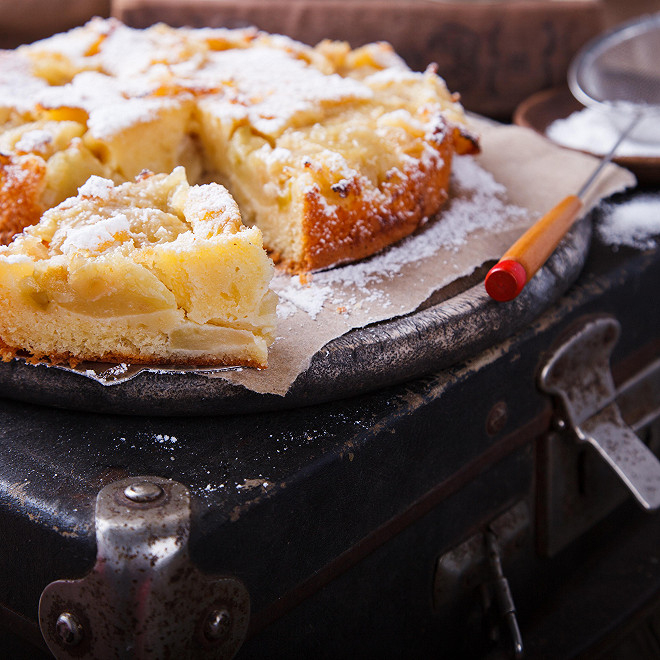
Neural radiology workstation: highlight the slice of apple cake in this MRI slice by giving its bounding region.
[0,167,276,366]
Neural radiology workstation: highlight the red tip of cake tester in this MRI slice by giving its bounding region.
[485,260,527,302]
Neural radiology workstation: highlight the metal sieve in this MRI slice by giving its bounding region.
[568,12,660,148]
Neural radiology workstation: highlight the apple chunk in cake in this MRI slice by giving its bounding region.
[0,167,277,366]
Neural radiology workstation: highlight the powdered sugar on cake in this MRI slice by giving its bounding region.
[196,47,373,136]
[77,175,115,198]
[59,213,131,254]
[14,130,52,155]
[0,52,49,113]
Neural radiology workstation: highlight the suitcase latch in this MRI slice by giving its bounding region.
[38,476,250,659]
[539,316,660,511]
[433,501,528,658]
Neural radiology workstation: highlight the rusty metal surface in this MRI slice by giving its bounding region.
[0,215,592,416]
[38,477,250,660]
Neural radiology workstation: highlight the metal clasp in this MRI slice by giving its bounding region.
[39,476,250,659]
[539,316,660,511]
[434,501,529,658]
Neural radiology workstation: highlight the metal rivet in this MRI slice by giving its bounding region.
[123,481,163,503]
[56,612,83,647]
[204,608,232,641]
[553,417,567,432]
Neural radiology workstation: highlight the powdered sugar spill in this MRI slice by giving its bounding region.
[115,430,181,459]
[597,195,660,250]
[276,278,334,319]
[189,476,272,500]
[154,433,178,449]
[272,156,529,318]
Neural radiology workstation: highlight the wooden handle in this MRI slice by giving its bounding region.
[485,194,584,302]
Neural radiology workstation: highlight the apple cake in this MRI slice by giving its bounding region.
[0,168,277,367]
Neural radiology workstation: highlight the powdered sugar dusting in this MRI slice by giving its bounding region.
[0,253,31,264]
[185,182,238,223]
[87,97,175,139]
[36,70,124,114]
[198,47,372,136]
[18,22,382,141]
[276,278,334,319]
[77,175,115,198]
[27,17,109,61]
[14,130,52,155]
[98,23,188,77]
[59,213,130,254]
[0,51,49,113]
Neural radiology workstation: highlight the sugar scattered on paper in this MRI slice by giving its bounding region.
[276,278,334,319]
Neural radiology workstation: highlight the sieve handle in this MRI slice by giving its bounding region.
[484,194,583,302]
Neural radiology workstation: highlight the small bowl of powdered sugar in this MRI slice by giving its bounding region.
[514,87,660,184]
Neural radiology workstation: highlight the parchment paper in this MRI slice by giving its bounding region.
[212,118,636,395]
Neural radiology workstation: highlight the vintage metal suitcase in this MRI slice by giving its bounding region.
[0,190,659,659]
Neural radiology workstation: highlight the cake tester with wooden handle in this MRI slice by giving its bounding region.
[484,114,638,303]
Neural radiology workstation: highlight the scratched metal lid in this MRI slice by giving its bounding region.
[0,216,591,416]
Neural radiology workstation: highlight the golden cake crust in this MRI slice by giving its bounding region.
[0,152,46,245]
[299,124,469,271]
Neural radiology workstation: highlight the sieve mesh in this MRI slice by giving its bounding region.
[569,13,660,113]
